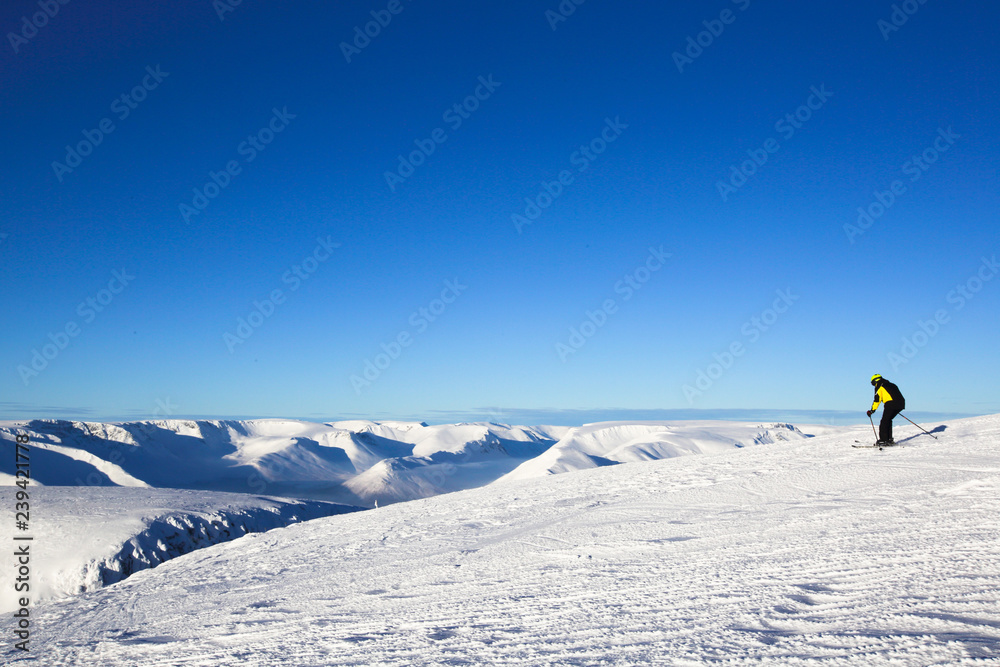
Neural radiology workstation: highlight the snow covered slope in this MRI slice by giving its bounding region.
[0,419,559,506]
[498,420,808,481]
[9,415,999,665]
[0,488,359,614]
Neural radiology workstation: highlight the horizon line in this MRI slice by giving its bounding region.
[1,407,986,428]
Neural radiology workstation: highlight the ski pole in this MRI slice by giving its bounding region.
[899,412,938,439]
[869,413,878,441]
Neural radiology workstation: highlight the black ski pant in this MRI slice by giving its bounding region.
[880,400,904,442]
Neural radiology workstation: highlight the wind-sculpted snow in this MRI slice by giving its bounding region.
[0,487,360,614]
[7,415,999,665]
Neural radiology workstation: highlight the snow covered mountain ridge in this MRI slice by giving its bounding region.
[0,418,807,506]
[499,420,807,481]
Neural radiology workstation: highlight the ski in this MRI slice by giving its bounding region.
[853,440,898,450]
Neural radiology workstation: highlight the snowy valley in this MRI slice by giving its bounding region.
[0,488,359,614]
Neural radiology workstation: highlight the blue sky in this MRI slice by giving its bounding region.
[2,0,997,425]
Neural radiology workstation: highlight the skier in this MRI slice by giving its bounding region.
[867,374,905,445]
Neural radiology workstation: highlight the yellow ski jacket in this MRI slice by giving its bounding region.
[871,379,904,412]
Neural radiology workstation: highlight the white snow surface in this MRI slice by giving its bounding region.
[0,487,359,614]
[7,414,1000,665]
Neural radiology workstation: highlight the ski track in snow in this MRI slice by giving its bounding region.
[6,416,1000,665]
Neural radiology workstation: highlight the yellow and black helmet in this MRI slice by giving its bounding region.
[871,374,883,386]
